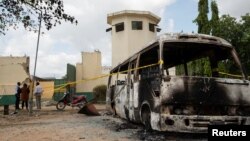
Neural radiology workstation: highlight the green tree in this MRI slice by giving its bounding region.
[238,14,250,75]
[0,0,77,35]
[190,0,211,76]
[210,0,219,36]
[191,0,250,77]
[93,85,107,103]
[215,14,250,75]
[216,15,243,46]
[193,0,210,34]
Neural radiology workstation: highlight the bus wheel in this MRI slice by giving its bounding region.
[141,105,152,131]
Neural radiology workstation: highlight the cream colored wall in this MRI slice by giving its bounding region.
[0,85,14,96]
[40,81,54,100]
[0,65,30,85]
[100,66,112,86]
[111,15,158,67]
[76,52,108,93]
[82,51,102,78]
[0,56,29,65]
[102,66,112,74]
[111,16,129,67]
[0,56,30,95]
[82,52,101,92]
[127,16,157,56]
[76,11,162,93]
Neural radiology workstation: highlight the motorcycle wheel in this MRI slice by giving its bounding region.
[56,101,66,110]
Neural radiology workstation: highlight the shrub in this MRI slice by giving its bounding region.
[92,85,107,103]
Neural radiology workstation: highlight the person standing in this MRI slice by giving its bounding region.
[15,82,21,110]
[34,82,43,109]
[21,83,30,110]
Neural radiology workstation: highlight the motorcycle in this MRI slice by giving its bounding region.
[56,92,87,110]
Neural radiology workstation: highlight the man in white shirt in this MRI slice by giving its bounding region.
[34,82,43,109]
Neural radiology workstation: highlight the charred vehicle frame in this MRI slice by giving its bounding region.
[106,33,250,133]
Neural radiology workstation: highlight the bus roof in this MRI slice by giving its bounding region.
[111,33,233,72]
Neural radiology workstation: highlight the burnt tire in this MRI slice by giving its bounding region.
[141,105,152,131]
[56,101,66,111]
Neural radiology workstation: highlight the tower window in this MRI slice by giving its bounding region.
[132,21,143,30]
[149,23,155,32]
[115,22,124,32]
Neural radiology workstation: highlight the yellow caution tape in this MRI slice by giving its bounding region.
[218,72,250,79]
[2,59,250,93]
[53,60,164,91]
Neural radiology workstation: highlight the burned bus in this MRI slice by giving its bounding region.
[106,33,250,133]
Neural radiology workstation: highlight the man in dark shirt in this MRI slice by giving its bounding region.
[15,82,21,110]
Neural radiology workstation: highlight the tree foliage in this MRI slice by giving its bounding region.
[210,0,219,36]
[193,0,210,34]
[216,15,243,46]
[185,0,250,77]
[0,0,77,35]
[190,0,212,76]
[216,14,250,75]
[240,14,250,74]
[93,85,107,103]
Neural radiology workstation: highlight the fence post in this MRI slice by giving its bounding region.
[4,105,9,115]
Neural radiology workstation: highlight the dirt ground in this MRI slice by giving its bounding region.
[0,103,207,141]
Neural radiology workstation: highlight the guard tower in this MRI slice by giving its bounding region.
[107,10,161,67]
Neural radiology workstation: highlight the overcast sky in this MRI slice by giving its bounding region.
[0,0,249,78]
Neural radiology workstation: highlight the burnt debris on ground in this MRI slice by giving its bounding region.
[115,122,139,132]
[103,114,207,141]
[78,103,101,116]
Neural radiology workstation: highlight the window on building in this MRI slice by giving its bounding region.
[149,23,155,32]
[115,22,124,32]
[132,21,143,30]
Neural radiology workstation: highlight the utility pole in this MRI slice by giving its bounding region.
[24,1,42,115]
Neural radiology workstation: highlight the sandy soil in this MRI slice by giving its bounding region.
[0,104,138,141]
[0,104,206,141]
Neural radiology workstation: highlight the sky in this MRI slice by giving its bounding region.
[0,0,250,78]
